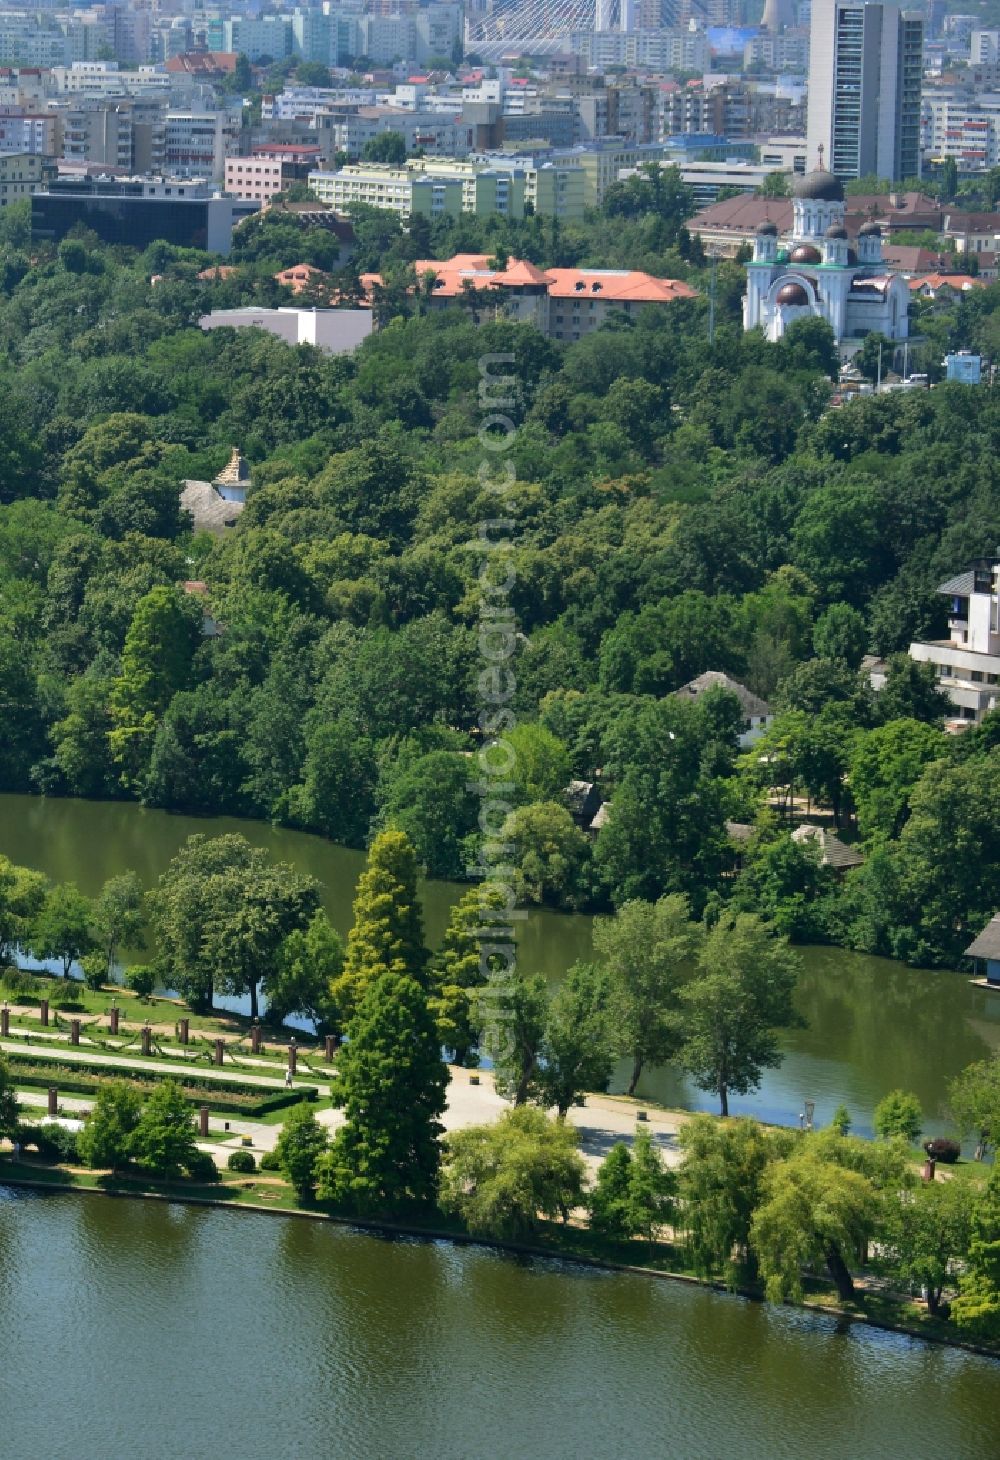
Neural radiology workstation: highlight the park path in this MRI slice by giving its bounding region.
[17,1058,691,1174]
[0,1037,331,1096]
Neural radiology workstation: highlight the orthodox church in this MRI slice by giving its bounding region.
[742,160,910,354]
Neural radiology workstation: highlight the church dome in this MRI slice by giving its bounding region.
[788,243,822,264]
[859,220,882,236]
[756,220,778,236]
[792,169,845,202]
[824,223,848,239]
[776,282,810,306]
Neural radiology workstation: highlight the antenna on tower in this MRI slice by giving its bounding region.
[817,143,825,172]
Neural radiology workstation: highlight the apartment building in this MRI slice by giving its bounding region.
[225,144,323,204]
[48,62,173,97]
[312,106,474,160]
[0,151,54,208]
[570,26,711,71]
[923,91,1000,171]
[222,17,293,64]
[308,159,526,219]
[165,111,241,181]
[0,109,60,155]
[59,98,166,175]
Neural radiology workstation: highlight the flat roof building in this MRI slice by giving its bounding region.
[31,178,257,254]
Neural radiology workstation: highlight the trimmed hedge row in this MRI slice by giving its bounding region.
[5,1051,318,1118]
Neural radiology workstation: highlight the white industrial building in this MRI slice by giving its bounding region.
[198,307,373,355]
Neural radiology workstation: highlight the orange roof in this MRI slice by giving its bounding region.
[408,255,697,304]
[501,258,551,286]
[908,272,985,292]
[275,263,326,293]
[545,268,698,302]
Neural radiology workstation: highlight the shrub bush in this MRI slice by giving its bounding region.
[227,1148,256,1173]
[50,988,86,1011]
[259,1149,281,1171]
[1,968,40,1000]
[186,1150,219,1182]
[18,1122,79,1162]
[923,1137,961,1164]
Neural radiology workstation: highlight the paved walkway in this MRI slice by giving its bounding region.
[311,1068,688,1175]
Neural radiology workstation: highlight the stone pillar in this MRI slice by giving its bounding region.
[199,1105,209,1138]
[109,1006,119,1035]
[40,999,49,1027]
[324,1034,337,1062]
[178,1017,189,1045]
[922,1158,936,1183]
[250,1023,262,1054]
[287,1040,297,1077]
[0,1004,8,1037]
[214,1038,225,1067]
[141,1023,152,1056]
[70,1018,81,1046]
[47,1086,57,1116]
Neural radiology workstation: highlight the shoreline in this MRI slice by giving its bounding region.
[3,1167,998,1365]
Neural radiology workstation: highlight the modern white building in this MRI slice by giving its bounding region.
[910,559,1000,725]
[743,166,910,351]
[198,307,373,354]
[807,0,923,181]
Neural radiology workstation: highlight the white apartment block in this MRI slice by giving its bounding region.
[262,88,376,123]
[910,559,1000,724]
[48,62,173,97]
[922,92,1000,170]
[570,27,710,70]
[223,17,293,63]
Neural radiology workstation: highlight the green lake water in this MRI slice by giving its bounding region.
[0,1189,997,1460]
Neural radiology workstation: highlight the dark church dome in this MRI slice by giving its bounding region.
[792,169,845,202]
[775,282,810,306]
[788,243,822,264]
[824,223,848,239]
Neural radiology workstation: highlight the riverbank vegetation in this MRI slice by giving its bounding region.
[3,205,1000,965]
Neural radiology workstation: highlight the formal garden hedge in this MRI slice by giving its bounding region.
[4,1050,317,1117]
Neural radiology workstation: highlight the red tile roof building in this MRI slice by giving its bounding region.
[407,253,697,339]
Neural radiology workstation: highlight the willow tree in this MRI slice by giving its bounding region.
[751,1149,879,1303]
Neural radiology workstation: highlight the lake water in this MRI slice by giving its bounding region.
[2,793,999,1136]
[0,1189,997,1460]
